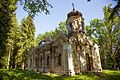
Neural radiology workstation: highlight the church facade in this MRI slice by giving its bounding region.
[28,9,102,76]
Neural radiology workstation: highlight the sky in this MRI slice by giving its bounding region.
[16,0,117,37]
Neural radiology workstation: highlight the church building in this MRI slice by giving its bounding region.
[28,8,102,76]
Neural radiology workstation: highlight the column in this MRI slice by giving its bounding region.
[63,43,75,76]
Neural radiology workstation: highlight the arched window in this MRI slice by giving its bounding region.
[69,22,73,28]
[81,21,84,30]
[67,22,73,32]
[47,56,49,65]
[86,53,91,71]
[58,54,61,65]
[69,22,73,30]
[40,57,42,66]
[35,58,37,67]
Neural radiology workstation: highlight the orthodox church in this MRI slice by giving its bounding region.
[28,7,102,76]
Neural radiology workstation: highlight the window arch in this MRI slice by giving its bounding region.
[47,56,49,65]
[58,54,62,66]
[67,22,73,32]
[86,53,91,71]
[35,58,37,67]
[40,57,42,66]
[69,22,73,28]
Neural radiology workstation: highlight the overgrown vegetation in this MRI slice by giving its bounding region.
[0,0,119,76]
[85,5,120,70]
[0,0,51,69]
[0,69,120,80]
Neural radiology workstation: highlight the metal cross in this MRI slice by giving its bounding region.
[72,3,75,11]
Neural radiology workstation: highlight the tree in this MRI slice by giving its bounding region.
[58,22,67,34]
[18,0,53,17]
[109,0,120,19]
[8,14,18,69]
[0,0,18,68]
[103,5,120,69]
[85,5,120,69]
[85,18,107,68]
[0,0,51,68]
[19,15,35,69]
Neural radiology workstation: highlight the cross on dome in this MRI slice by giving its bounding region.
[72,3,75,11]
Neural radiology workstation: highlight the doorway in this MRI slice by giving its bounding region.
[86,53,91,71]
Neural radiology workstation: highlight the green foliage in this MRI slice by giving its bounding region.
[0,69,120,80]
[18,0,53,17]
[109,0,120,19]
[36,21,67,46]
[17,15,35,69]
[85,5,120,69]
[0,69,54,80]
[5,13,18,69]
[0,0,18,68]
[102,5,120,69]
[58,22,67,34]
[0,0,52,68]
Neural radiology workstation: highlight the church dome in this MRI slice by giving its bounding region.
[67,10,82,18]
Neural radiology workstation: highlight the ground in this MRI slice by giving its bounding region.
[0,69,120,80]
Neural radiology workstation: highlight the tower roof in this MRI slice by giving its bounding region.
[67,3,82,18]
[67,10,82,18]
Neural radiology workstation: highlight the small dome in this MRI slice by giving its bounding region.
[67,10,82,18]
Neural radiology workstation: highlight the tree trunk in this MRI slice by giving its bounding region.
[12,57,15,69]
[22,61,25,70]
[7,51,11,69]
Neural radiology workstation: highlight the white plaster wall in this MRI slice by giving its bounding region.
[92,44,102,72]
[63,43,75,76]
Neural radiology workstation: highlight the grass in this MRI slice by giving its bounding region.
[0,69,120,80]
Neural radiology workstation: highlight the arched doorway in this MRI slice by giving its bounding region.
[86,53,91,71]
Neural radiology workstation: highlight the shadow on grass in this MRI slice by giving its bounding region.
[0,69,120,80]
[101,70,120,80]
[82,71,120,80]
[0,69,55,80]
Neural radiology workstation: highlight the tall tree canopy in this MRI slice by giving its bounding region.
[85,5,120,69]
[0,0,18,68]
[19,15,35,69]
[0,0,51,68]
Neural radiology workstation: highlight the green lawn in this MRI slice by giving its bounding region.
[0,69,120,80]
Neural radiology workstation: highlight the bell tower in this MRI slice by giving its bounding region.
[66,4,84,34]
